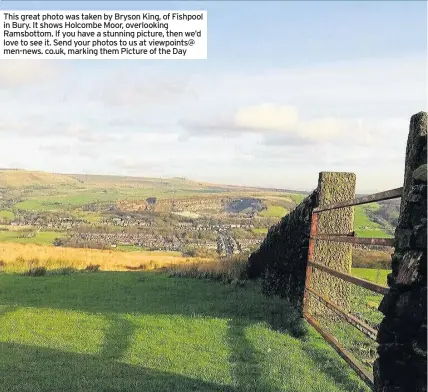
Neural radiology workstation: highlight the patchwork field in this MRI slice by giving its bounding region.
[0,170,398,260]
[0,272,369,392]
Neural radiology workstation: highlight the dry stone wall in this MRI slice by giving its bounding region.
[247,190,318,308]
[247,172,355,311]
[374,112,427,392]
[247,112,426,391]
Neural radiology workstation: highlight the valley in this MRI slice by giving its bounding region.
[0,169,398,259]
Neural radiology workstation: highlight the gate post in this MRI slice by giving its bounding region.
[374,112,427,392]
[306,172,356,315]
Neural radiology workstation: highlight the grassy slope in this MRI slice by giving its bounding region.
[0,272,368,392]
[354,204,391,238]
[352,268,390,286]
[0,230,64,246]
[0,210,14,220]
[253,228,269,235]
[313,268,391,370]
[13,189,297,211]
[351,268,389,326]
[259,205,288,218]
[288,194,307,204]
[14,192,118,211]
[0,170,81,187]
[2,170,394,243]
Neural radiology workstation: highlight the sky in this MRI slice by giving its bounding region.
[0,1,426,193]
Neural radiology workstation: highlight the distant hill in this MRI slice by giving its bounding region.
[0,168,400,240]
[0,169,81,188]
[0,169,306,194]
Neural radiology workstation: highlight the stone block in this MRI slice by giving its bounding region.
[418,251,427,278]
[391,252,403,275]
[387,272,396,287]
[408,185,427,204]
[378,289,400,316]
[396,251,424,287]
[309,171,355,314]
[412,324,427,357]
[395,287,427,328]
[413,164,427,182]
[395,229,413,250]
[414,224,427,249]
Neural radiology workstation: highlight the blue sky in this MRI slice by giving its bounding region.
[0,1,426,192]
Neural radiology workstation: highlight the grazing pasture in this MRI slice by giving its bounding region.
[259,205,288,218]
[352,268,389,286]
[354,204,392,238]
[0,230,64,246]
[0,272,369,392]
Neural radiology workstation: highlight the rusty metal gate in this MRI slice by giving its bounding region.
[303,187,403,389]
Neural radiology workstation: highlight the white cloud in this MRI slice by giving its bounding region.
[0,55,425,192]
[0,116,63,136]
[181,103,381,146]
[233,104,299,131]
[184,55,426,118]
[298,117,344,141]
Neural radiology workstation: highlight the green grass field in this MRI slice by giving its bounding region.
[12,187,245,212]
[0,230,64,246]
[310,268,390,371]
[350,268,389,327]
[354,204,391,238]
[259,206,288,218]
[352,268,390,286]
[0,272,369,392]
[287,194,307,204]
[73,211,104,223]
[0,210,14,220]
[252,228,269,235]
[14,191,122,211]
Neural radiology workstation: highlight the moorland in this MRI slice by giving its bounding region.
[0,168,397,391]
[0,168,398,266]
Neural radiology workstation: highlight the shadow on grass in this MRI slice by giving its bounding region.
[0,272,296,323]
[301,340,369,392]
[100,314,136,361]
[0,305,16,319]
[227,318,272,392]
[0,271,367,391]
[0,341,237,392]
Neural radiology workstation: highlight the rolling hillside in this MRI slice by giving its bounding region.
[0,169,81,188]
[0,169,398,238]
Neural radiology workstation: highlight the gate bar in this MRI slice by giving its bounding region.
[305,286,378,340]
[304,313,374,388]
[308,261,389,295]
[314,187,403,212]
[312,234,394,247]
